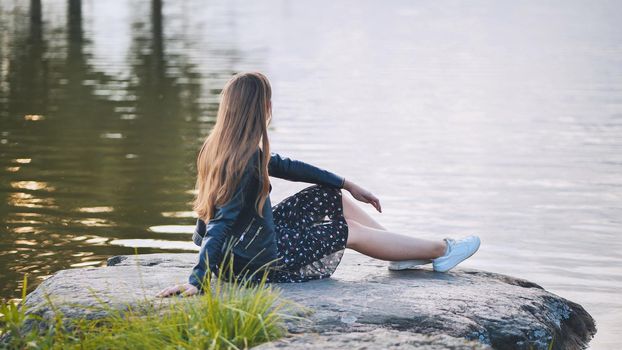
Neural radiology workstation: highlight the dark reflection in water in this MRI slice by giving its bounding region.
[1,1,621,348]
[0,0,230,297]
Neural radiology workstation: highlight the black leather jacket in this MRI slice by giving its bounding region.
[188,148,345,289]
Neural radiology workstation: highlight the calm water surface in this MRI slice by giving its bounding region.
[1,1,620,348]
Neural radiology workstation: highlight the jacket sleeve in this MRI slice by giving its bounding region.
[188,165,253,291]
[268,152,345,189]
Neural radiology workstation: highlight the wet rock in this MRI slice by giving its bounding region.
[16,251,595,349]
[252,328,491,349]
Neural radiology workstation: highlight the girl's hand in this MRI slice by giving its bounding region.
[155,283,199,298]
[343,179,382,213]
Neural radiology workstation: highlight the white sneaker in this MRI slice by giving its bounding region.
[387,259,432,270]
[432,235,481,272]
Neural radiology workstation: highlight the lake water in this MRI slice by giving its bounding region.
[0,0,620,348]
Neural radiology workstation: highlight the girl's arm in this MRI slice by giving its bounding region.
[267,151,345,189]
[188,165,253,291]
[266,151,381,212]
[158,157,255,298]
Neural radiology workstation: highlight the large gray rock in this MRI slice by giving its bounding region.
[17,251,595,350]
[252,328,491,350]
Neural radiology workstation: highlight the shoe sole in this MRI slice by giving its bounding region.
[388,259,432,270]
[433,237,481,272]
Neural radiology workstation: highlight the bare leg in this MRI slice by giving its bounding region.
[341,194,447,260]
[341,192,387,230]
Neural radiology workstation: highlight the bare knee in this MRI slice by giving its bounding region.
[341,193,351,214]
[344,218,364,250]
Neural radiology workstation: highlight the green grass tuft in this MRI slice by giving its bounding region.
[0,245,312,350]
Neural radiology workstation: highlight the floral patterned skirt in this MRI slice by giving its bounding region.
[229,184,349,284]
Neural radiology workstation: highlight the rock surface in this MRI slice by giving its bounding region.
[252,328,492,350]
[18,250,596,349]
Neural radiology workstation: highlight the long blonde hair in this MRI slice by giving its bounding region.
[193,72,272,221]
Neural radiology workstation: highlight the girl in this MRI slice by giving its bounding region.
[156,72,480,298]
